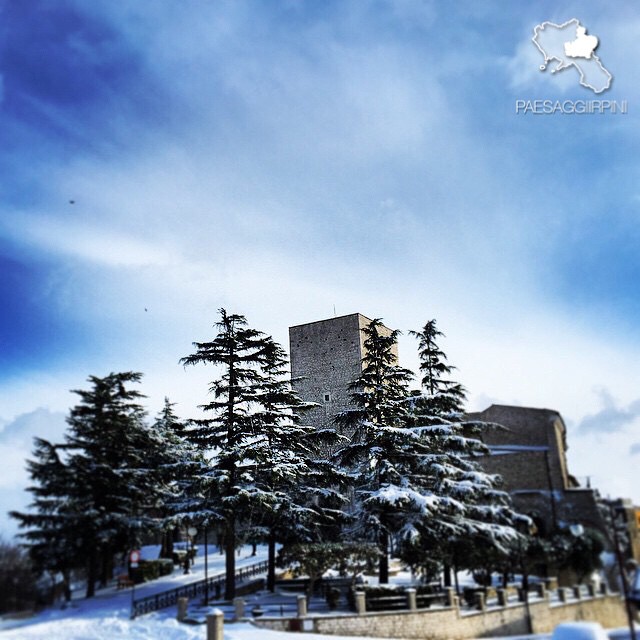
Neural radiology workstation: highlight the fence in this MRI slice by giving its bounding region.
[131,560,268,618]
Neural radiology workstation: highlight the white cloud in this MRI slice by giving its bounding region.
[0,408,67,537]
[3,0,640,536]
[4,213,178,268]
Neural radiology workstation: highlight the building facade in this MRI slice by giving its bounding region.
[466,404,604,536]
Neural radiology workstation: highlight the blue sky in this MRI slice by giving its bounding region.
[1,0,640,535]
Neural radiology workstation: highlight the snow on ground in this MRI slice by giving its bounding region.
[0,546,386,639]
[1,549,635,640]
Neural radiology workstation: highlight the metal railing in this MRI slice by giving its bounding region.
[131,559,268,618]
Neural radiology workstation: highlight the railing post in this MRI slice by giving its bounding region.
[234,597,245,620]
[406,588,417,611]
[446,587,457,608]
[297,594,308,617]
[177,597,189,621]
[497,588,507,606]
[355,591,366,615]
[207,610,224,640]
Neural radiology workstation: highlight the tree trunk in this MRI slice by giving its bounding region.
[161,529,175,559]
[224,518,236,600]
[100,545,112,587]
[63,569,71,602]
[267,531,276,592]
[443,562,452,587]
[86,550,97,598]
[379,530,389,584]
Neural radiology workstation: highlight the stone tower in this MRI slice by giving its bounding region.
[288,313,397,431]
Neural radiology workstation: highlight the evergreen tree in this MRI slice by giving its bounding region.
[12,372,160,598]
[62,372,159,596]
[409,319,466,416]
[248,338,348,590]
[400,321,525,586]
[148,398,203,559]
[10,438,79,602]
[179,309,273,599]
[334,319,417,583]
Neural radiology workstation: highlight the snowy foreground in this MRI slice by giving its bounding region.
[0,546,385,640]
[0,546,635,640]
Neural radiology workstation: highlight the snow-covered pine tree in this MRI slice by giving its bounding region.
[10,438,79,602]
[179,309,273,600]
[62,372,161,597]
[148,398,203,559]
[410,319,466,416]
[334,318,418,583]
[400,321,525,587]
[248,337,348,591]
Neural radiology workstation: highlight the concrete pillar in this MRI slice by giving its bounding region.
[573,586,582,600]
[406,588,417,611]
[176,597,188,622]
[476,592,486,611]
[587,583,596,597]
[233,597,245,620]
[497,588,507,607]
[558,587,567,603]
[446,587,456,608]
[600,582,608,596]
[355,591,366,615]
[206,610,224,640]
[297,594,307,618]
[536,583,546,599]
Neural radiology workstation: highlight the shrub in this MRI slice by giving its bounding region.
[0,539,38,613]
[133,559,174,583]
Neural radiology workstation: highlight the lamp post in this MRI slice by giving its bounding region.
[188,526,198,568]
[607,502,637,640]
[517,522,537,635]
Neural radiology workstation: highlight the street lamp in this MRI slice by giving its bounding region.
[607,502,637,640]
[188,527,198,567]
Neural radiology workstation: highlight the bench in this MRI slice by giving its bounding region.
[117,574,134,589]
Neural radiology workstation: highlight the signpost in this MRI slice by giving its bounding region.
[129,549,140,619]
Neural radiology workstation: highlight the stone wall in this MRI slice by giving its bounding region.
[467,404,605,539]
[289,313,396,432]
[254,591,628,639]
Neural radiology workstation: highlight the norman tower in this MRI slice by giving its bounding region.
[288,313,397,432]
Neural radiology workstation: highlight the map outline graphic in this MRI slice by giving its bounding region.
[532,18,612,94]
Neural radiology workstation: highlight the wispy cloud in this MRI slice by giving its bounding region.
[0,408,66,536]
[1,0,640,527]
[578,388,640,434]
